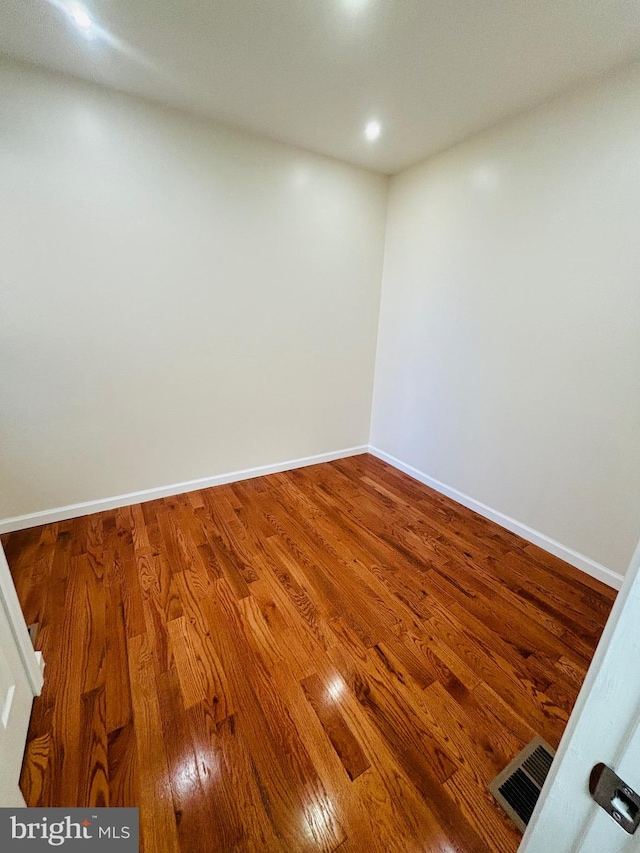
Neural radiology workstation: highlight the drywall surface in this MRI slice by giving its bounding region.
[371,61,640,576]
[0,59,387,519]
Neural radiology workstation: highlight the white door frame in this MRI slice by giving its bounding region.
[0,545,43,696]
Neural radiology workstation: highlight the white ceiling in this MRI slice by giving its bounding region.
[1,0,640,173]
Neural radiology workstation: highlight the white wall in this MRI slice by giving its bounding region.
[2,57,638,583]
[371,61,640,578]
[0,59,388,521]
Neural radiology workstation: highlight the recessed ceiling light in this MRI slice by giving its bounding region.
[70,5,92,29]
[364,120,382,142]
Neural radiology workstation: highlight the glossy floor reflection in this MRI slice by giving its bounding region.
[3,454,615,852]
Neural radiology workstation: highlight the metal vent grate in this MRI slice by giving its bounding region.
[489,737,556,833]
[522,743,554,787]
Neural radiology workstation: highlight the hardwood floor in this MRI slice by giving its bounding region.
[2,454,615,853]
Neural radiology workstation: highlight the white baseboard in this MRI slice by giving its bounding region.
[368,445,624,591]
[0,445,368,535]
[2,442,624,592]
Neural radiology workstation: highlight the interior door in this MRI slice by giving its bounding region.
[0,543,43,807]
[520,536,640,852]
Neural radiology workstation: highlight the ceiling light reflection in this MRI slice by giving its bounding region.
[326,675,346,702]
[471,165,499,191]
[69,5,92,28]
[291,165,311,190]
[342,0,370,17]
[303,797,338,843]
[44,0,161,73]
[365,119,382,142]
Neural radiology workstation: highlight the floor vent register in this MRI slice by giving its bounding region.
[489,736,556,832]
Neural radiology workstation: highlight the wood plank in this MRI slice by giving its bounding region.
[127,633,181,853]
[107,723,139,807]
[301,673,370,782]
